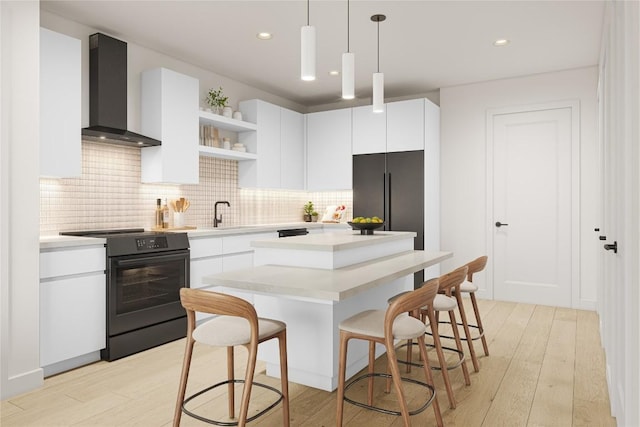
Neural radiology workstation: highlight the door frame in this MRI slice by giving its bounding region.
[485,100,580,306]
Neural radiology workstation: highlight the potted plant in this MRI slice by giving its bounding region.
[311,211,319,222]
[205,86,229,114]
[303,200,314,222]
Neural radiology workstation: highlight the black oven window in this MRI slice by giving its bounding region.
[115,258,187,315]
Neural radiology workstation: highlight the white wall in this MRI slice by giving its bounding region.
[440,67,599,310]
[40,10,307,130]
[0,0,43,399]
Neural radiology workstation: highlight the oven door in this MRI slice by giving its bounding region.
[107,249,190,336]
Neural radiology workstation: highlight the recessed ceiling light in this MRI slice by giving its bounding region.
[257,32,272,40]
[494,39,510,47]
[329,70,340,76]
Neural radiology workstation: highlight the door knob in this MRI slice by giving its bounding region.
[604,241,618,254]
[495,221,509,227]
[594,228,600,232]
[599,236,607,241]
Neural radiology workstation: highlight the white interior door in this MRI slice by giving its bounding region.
[492,107,574,307]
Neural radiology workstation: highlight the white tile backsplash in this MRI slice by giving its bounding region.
[40,141,352,234]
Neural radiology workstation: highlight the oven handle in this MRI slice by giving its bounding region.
[112,251,190,267]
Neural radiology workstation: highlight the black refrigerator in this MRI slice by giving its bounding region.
[352,151,424,288]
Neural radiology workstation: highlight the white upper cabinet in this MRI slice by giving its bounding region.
[352,105,386,155]
[40,28,81,178]
[386,98,425,152]
[141,68,199,184]
[238,99,304,190]
[306,108,352,191]
[280,108,305,190]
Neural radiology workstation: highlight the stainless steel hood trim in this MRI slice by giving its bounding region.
[82,126,160,147]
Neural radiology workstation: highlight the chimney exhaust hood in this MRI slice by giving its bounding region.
[82,33,160,147]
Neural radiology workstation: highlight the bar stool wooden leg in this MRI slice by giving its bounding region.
[470,292,490,356]
[227,346,235,419]
[448,309,471,386]
[278,331,290,427]
[238,344,258,427]
[368,341,375,406]
[173,336,195,427]
[336,330,349,427]
[385,340,411,426]
[426,308,457,409]
[417,334,443,427]
[454,291,480,372]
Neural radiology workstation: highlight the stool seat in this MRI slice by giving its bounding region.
[194,316,286,347]
[459,279,478,293]
[340,310,426,340]
[433,294,457,311]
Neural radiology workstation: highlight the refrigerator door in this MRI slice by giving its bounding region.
[352,153,386,221]
[387,151,424,249]
[353,151,425,288]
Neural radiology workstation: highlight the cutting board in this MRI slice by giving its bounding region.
[151,226,197,231]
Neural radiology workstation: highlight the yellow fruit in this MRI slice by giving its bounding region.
[365,217,372,223]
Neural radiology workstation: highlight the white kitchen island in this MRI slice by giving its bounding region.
[202,230,451,391]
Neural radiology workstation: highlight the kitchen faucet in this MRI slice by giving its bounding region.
[214,201,230,227]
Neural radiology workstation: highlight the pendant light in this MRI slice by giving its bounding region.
[301,0,316,81]
[341,0,355,99]
[371,14,386,113]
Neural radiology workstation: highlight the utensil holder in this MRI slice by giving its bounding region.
[174,212,185,228]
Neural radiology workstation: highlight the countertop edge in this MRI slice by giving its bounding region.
[250,230,417,252]
[40,236,107,250]
[203,250,453,302]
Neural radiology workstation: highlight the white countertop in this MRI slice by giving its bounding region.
[39,222,350,248]
[251,230,416,252]
[186,222,344,238]
[203,250,452,301]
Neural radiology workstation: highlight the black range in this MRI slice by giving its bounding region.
[60,228,190,361]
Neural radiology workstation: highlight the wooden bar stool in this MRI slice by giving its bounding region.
[456,256,490,357]
[174,288,289,427]
[336,280,443,427]
[421,266,472,409]
[436,256,489,373]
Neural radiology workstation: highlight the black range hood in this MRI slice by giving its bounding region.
[82,33,160,147]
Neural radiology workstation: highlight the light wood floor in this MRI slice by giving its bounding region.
[1,299,616,426]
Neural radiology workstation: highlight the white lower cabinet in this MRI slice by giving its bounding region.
[222,252,253,271]
[40,274,105,368]
[188,232,275,319]
[39,245,106,376]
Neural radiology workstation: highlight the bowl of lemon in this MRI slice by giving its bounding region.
[348,216,385,235]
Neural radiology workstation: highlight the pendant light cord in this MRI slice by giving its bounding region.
[347,0,350,52]
[307,0,310,25]
[377,19,380,73]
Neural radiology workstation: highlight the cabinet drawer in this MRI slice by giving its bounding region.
[222,252,254,271]
[40,246,105,279]
[190,257,223,289]
[223,232,275,254]
[190,237,223,259]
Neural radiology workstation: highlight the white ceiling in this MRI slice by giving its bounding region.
[41,0,605,108]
